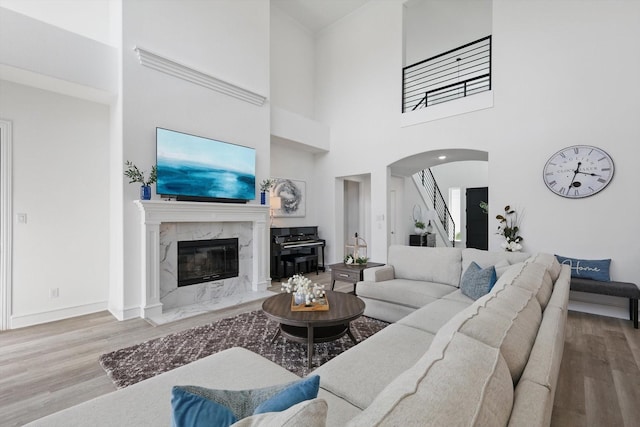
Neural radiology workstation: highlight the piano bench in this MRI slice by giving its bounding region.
[283,254,319,277]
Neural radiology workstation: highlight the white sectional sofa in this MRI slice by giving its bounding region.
[357,245,530,322]
[28,247,570,427]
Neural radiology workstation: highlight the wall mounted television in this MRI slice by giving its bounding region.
[156,127,256,203]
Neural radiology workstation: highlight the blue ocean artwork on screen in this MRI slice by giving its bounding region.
[156,128,256,201]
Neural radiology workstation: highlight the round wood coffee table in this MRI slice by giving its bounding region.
[262,290,365,368]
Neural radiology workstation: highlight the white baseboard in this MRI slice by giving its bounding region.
[10,301,107,329]
[107,304,141,321]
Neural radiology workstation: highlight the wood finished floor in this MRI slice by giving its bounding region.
[0,272,638,426]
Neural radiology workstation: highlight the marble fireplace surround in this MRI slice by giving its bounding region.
[134,200,271,323]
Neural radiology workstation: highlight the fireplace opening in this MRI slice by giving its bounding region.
[177,238,239,287]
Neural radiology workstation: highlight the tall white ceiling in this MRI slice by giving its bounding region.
[271,0,373,33]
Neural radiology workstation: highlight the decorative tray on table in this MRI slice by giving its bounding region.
[290,295,329,312]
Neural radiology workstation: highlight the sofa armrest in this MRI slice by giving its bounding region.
[363,265,394,282]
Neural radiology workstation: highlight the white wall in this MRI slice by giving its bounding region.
[314,0,404,264]
[0,81,110,327]
[314,0,640,308]
[270,141,318,230]
[0,7,117,98]
[0,0,113,46]
[270,4,315,118]
[116,0,271,319]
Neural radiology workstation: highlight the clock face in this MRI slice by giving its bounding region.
[543,145,614,198]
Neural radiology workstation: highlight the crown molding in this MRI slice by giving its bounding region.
[134,47,267,106]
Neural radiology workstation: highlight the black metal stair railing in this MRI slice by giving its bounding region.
[419,169,456,246]
[402,36,492,112]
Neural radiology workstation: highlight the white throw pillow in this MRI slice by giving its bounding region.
[231,398,327,427]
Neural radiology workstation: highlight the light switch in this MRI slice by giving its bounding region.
[17,213,27,224]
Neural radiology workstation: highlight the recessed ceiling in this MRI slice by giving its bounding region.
[272,0,373,33]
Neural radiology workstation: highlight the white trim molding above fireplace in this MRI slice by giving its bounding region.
[134,200,270,320]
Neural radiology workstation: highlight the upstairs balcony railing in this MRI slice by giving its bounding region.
[402,36,492,112]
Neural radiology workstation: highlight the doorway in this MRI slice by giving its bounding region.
[466,187,488,250]
[344,180,360,245]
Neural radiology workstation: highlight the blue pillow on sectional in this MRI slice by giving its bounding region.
[171,375,320,427]
[254,375,320,414]
[171,386,236,427]
[555,255,611,281]
[460,261,497,300]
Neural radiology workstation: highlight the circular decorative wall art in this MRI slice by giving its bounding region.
[543,145,614,198]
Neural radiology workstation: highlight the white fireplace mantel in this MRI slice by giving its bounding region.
[134,200,270,319]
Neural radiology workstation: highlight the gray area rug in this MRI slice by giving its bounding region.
[99,310,388,389]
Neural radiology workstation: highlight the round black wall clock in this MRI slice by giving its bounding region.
[543,145,614,198]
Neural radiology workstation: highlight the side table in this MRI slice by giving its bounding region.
[328,262,385,294]
[409,233,436,247]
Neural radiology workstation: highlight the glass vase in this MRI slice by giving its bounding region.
[140,185,151,200]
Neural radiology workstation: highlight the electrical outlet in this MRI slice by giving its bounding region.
[50,288,59,298]
[17,213,27,223]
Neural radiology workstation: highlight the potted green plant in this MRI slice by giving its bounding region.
[414,220,426,235]
[259,179,275,205]
[124,161,157,200]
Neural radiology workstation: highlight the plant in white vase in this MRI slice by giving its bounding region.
[496,205,523,252]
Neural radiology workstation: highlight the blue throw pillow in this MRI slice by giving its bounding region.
[460,262,497,300]
[171,375,320,427]
[555,255,611,281]
[254,375,320,414]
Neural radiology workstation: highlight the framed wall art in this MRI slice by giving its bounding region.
[270,178,306,217]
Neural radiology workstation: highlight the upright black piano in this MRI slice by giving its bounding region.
[270,226,326,279]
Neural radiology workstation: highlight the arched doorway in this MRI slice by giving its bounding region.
[388,149,488,248]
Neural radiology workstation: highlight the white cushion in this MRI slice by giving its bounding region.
[313,323,435,410]
[356,279,457,309]
[460,285,542,384]
[525,252,562,282]
[511,262,553,310]
[347,333,514,426]
[462,248,529,273]
[231,398,327,427]
[387,245,463,287]
[398,298,473,334]
[25,348,299,427]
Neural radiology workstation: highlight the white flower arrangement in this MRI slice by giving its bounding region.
[501,240,523,252]
[281,274,326,305]
[496,205,523,252]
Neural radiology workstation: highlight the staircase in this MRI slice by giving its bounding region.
[413,169,456,247]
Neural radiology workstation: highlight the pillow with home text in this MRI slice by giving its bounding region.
[554,255,610,282]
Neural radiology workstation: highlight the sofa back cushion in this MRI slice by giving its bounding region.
[347,333,513,427]
[459,286,542,384]
[546,265,571,311]
[511,262,553,310]
[388,245,463,287]
[462,248,529,273]
[525,252,562,282]
[429,264,544,385]
[508,306,566,427]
